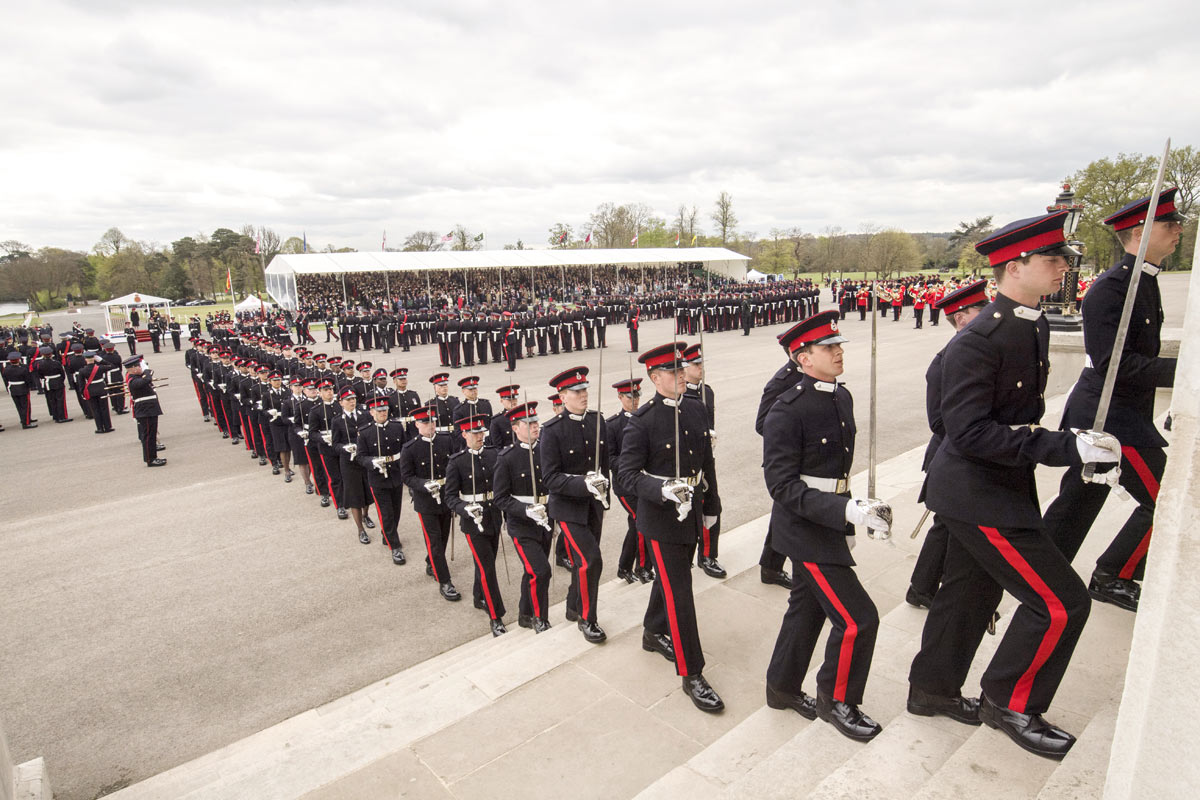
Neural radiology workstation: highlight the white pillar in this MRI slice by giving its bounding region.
[1104,239,1200,798]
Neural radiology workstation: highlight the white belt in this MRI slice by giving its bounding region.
[461,492,493,502]
[799,474,849,493]
[642,471,702,487]
[8,380,23,386]
[134,394,158,404]
[434,425,455,433]
[513,494,548,504]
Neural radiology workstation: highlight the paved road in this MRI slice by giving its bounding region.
[0,273,1190,799]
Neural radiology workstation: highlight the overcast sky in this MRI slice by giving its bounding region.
[3,0,1195,253]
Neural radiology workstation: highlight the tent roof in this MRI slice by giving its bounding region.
[101,292,171,307]
[264,247,750,280]
[235,294,274,311]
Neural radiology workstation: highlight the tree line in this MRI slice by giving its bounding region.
[1,147,1194,312]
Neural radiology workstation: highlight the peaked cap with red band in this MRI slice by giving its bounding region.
[975,210,1080,266]
[368,396,390,409]
[1103,186,1186,231]
[411,405,436,422]
[638,342,687,371]
[612,378,643,393]
[357,361,372,372]
[429,372,449,385]
[778,310,847,353]
[681,343,704,364]
[338,385,357,400]
[371,368,388,380]
[549,366,589,391]
[547,393,563,406]
[318,378,336,389]
[457,413,490,433]
[458,375,480,389]
[390,368,408,378]
[935,279,989,315]
[496,384,520,398]
[507,401,539,422]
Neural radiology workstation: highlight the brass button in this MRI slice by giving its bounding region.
[821,438,828,444]
[994,312,1002,318]
[1016,381,1023,388]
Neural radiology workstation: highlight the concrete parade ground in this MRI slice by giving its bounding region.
[0,274,1190,800]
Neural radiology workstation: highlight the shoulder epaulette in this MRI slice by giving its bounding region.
[632,397,656,417]
[541,414,561,427]
[778,383,806,404]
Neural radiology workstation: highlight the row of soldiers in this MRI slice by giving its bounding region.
[2,329,129,431]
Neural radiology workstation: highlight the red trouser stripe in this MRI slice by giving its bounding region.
[558,522,591,621]
[368,488,388,547]
[318,453,336,500]
[650,540,688,675]
[512,538,542,619]
[701,525,711,557]
[417,513,441,583]
[803,563,857,703]
[979,526,1067,713]
[1119,446,1159,579]
[464,532,498,619]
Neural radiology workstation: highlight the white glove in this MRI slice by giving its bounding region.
[268,409,282,420]
[846,534,856,551]
[465,502,485,528]
[219,383,228,390]
[584,471,609,500]
[1073,429,1121,464]
[233,393,242,401]
[371,456,386,471]
[424,480,442,503]
[343,443,357,457]
[299,429,310,441]
[845,498,892,539]
[708,429,717,447]
[661,479,694,506]
[703,515,718,530]
[525,503,552,530]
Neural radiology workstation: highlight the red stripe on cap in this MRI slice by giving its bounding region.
[941,289,988,315]
[786,320,839,353]
[986,228,1065,266]
[643,350,680,369]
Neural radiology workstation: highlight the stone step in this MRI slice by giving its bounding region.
[1035,706,1117,800]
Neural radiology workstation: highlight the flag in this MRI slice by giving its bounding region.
[584,231,592,244]
[473,232,485,242]
[558,231,568,244]
[226,268,233,294]
[691,234,698,245]
[382,230,387,251]
[441,232,454,242]
[303,232,308,253]
[630,233,638,245]
[254,233,261,255]
[674,232,680,246]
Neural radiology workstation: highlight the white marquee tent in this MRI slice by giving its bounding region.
[100,292,173,335]
[235,294,275,313]
[263,247,751,310]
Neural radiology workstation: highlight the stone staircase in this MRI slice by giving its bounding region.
[104,398,1138,799]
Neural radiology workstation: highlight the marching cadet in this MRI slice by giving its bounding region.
[494,401,554,632]
[762,310,889,741]
[1041,188,1184,612]
[753,341,803,591]
[399,405,461,601]
[618,344,724,712]
[125,356,166,467]
[281,377,306,484]
[540,367,610,644]
[489,384,520,447]
[169,318,182,350]
[76,351,114,433]
[502,312,520,372]
[608,378,653,584]
[445,414,508,636]
[363,367,392,410]
[452,376,493,445]
[67,343,92,420]
[333,386,375,544]
[908,211,1118,760]
[682,343,724,578]
[35,346,71,422]
[357,396,409,566]
[428,373,460,433]
[3,352,37,427]
[185,338,209,421]
[298,379,325,497]
[264,372,291,475]
[907,280,989,609]
[627,302,641,352]
[308,378,344,514]
[390,368,422,438]
[124,321,137,355]
[544,391,573,569]
[149,317,162,352]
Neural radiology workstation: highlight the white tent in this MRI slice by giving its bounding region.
[745,269,770,283]
[235,294,274,313]
[263,247,752,310]
[100,292,173,335]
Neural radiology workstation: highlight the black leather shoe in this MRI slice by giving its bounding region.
[425,563,433,577]
[336,508,348,520]
[518,614,534,629]
[907,685,981,725]
[358,529,370,545]
[363,517,375,529]
[22,423,38,429]
[642,630,676,662]
[683,674,725,713]
[221,431,229,439]
[578,619,607,644]
[760,567,794,588]
[556,553,574,570]
[533,617,552,633]
[258,457,268,466]
[231,437,240,445]
[147,458,167,467]
[490,619,508,637]
[979,694,1075,760]
[305,483,314,495]
[698,556,727,579]
[1089,570,1139,612]
[766,684,817,720]
[634,566,655,584]
[617,568,636,584]
[284,471,293,483]
[565,607,580,622]
[474,598,487,611]
[320,495,331,507]
[272,465,281,475]
[906,586,935,609]
[391,548,406,565]
[816,691,882,741]
[155,443,165,451]
[440,583,461,602]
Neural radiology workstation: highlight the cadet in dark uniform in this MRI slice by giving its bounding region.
[428,373,460,435]
[446,414,508,636]
[265,373,291,475]
[77,352,114,433]
[489,384,520,447]
[908,212,1118,760]
[502,312,520,372]
[1041,188,1184,612]
[333,386,374,543]
[169,319,182,350]
[35,346,71,422]
[126,356,166,466]
[4,351,37,427]
[100,342,126,415]
[619,344,724,713]
[390,369,422,438]
[682,343,725,578]
[627,303,640,352]
[308,379,343,512]
[399,405,461,601]
[494,402,554,632]
[125,322,137,355]
[540,367,610,643]
[754,346,802,589]
[907,280,989,608]
[609,378,653,584]
[452,376,493,445]
[358,396,409,565]
[762,311,888,741]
